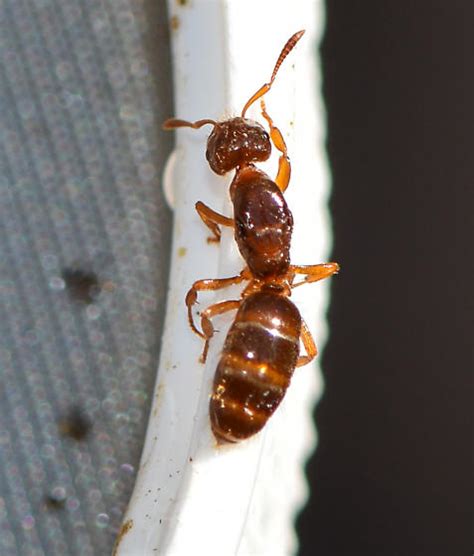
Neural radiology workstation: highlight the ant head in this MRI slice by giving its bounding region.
[206,30,305,175]
[163,31,305,176]
[206,117,271,175]
[163,116,271,175]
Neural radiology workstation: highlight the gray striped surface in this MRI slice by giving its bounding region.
[0,1,172,553]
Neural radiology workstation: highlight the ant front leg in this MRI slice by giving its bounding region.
[195,201,234,243]
[199,299,241,363]
[290,262,340,288]
[185,270,249,339]
[296,317,318,367]
[260,98,291,193]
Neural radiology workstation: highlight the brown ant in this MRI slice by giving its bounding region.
[164,31,340,442]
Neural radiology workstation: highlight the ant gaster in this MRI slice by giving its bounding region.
[164,31,340,442]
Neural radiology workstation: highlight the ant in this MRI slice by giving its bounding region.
[164,31,339,442]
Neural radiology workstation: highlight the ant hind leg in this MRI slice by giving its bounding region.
[185,271,249,340]
[296,318,318,367]
[200,300,241,363]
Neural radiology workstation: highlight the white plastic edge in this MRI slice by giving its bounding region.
[115,1,332,555]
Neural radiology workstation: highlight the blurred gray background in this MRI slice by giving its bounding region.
[0,1,172,554]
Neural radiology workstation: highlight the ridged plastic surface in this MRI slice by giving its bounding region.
[0,1,172,554]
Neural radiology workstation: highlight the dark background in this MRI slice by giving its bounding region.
[297,2,472,555]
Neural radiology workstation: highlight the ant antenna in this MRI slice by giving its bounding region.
[241,30,305,118]
[163,118,217,130]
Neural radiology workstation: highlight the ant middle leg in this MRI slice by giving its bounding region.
[290,262,340,288]
[185,270,250,338]
[199,300,241,363]
[260,98,291,192]
[195,201,234,243]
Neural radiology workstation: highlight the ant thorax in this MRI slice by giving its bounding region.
[259,280,292,296]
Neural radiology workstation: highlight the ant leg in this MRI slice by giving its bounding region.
[185,270,249,338]
[200,300,241,363]
[241,30,305,117]
[296,318,318,367]
[240,278,263,298]
[260,98,291,192]
[290,262,340,288]
[195,201,234,243]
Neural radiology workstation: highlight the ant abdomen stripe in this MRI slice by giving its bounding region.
[210,306,300,441]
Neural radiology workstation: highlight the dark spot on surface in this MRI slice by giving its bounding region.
[176,0,188,6]
[62,268,100,304]
[44,494,66,510]
[58,406,92,441]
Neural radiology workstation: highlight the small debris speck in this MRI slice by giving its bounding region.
[62,268,100,304]
[170,15,180,31]
[58,406,92,441]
